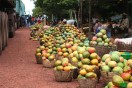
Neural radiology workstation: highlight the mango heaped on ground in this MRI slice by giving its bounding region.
[78,67,97,79]
[105,74,132,88]
[54,59,76,71]
[100,51,128,75]
[90,29,113,46]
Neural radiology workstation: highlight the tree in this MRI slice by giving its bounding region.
[91,0,132,19]
[33,0,132,25]
[32,7,43,17]
[34,0,43,9]
[34,0,79,19]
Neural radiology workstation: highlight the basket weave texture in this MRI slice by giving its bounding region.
[78,78,97,88]
[101,71,117,85]
[42,59,55,68]
[116,42,132,52]
[90,45,117,57]
[35,54,42,64]
[54,70,73,82]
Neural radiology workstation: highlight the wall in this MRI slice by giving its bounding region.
[15,0,25,16]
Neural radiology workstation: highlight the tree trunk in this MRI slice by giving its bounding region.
[89,0,91,33]
[80,0,83,30]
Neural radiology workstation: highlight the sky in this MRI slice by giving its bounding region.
[22,0,35,15]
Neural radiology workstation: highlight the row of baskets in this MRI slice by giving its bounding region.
[35,43,131,88]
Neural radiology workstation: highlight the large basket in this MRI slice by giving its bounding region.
[90,45,117,58]
[42,59,55,68]
[54,70,73,82]
[78,78,97,88]
[72,68,79,79]
[101,71,117,85]
[116,42,132,52]
[40,41,44,46]
[69,58,78,67]
[35,54,42,64]
[55,55,64,60]
[71,61,78,67]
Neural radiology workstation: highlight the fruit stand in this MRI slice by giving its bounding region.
[30,22,132,88]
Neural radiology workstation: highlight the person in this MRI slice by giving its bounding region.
[37,16,42,24]
[67,19,75,25]
[22,15,26,27]
[92,17,98,25]
[57,18,63,27]
[20,16,25,27]
[34,17,37,23]
[93,20,102,34]
[51,19,58,26]
[74,21,77,27]
[106,19,112,38]
[62,19,67,24]
[17,16,20,28]
[28,15,32,26]
[119,13,129,33]
[27,16,30,27]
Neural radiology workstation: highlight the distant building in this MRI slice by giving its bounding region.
[15,0,25,16]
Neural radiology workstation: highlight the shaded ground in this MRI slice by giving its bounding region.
[0,28,104,88]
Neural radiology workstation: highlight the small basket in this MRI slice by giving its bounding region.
[101,71,116,85]
[78,78,97,88]
[54,70,73,82]
[90,45,116,58]
[72,68,79,79]
[56,55,64,60]
[35,54,42,64]
[71,61,78,67]
[55,54,59,60]
[40,41,44,46]
[42,59,55,68]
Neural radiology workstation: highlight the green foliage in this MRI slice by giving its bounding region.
[34,0,78,18]
[33,0,132,20]
[32,7,43,17]
[34,0,44,8]
[128,0,132,4]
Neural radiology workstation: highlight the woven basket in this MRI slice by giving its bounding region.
[116,42,132,52]
[90,45,117,58]
[54,70,73,82]
[42,59,55,68]
[35,54,42,64]
[101,71,117,85]
[54,54,58,60]
[40,41,44,46]
[69,57,78,67]
[78,78,97,88]
[71,62,78,67]
[55,55,64,60]
[72,68,79,79]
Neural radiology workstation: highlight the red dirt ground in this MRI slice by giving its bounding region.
[0,28,104,88]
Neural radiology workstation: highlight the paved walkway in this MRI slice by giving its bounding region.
[0,28,78,88]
